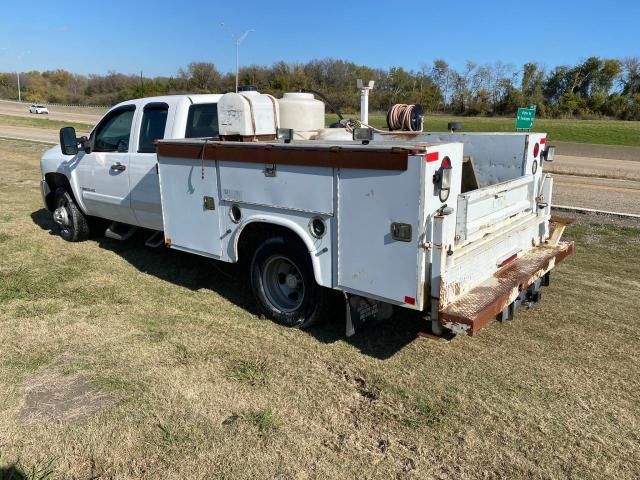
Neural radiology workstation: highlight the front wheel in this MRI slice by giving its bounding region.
[250,236,329,328]
[52,187,90,242]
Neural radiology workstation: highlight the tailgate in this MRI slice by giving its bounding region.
[455,175,535,246]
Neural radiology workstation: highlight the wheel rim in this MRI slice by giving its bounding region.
[261,255,305,312]
[53,198,73,236]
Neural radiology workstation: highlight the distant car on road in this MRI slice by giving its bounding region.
[29,104,49,114]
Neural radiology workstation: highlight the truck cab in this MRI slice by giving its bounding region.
[40,94,222,232]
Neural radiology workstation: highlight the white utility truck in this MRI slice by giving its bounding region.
[40,90,574,337]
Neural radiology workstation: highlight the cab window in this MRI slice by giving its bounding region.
[138,103,169,153]
[93,107,135,152]
[185,103,219,138]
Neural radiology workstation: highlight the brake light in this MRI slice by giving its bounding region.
[426,152,439,162]
[438,156,452,202]
[533,143,540,158]
[540,137,546,145]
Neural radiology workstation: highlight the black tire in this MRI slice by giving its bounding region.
[250,235,329,328]
[52,187,90,242]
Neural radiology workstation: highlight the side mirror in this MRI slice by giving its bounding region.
[59,127,78,155]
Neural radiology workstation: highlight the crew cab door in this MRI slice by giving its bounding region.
[75,105,137,224]
[128,102,170,231]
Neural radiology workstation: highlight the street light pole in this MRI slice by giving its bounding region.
[14,51,27,103]
[235,29,254,93]
[221,24,254,93]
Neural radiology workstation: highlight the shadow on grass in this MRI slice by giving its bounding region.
[31,208,429,359]
[0,465,26,480]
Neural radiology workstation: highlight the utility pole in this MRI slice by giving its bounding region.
[221,24,255,93]
[140,71,143,93]
[14,51,28,103]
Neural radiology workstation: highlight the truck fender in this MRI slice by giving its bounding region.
[232,215,328,287]
[43,170,88,214]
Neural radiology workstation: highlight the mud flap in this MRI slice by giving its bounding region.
[344,294,394,337]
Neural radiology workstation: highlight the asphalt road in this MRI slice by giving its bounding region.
[0,100,104,124]
[554,141,640,162]
[546,155,640,181]
[552,174,640,215]
[0,125,60,144]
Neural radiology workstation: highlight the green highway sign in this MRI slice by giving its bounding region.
[515,105,537,130]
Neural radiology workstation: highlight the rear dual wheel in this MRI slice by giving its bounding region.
[250,235,329,329]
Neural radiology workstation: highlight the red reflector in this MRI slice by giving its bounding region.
[441,156,452,169]
[540,138,547,145]
[426,152,439,162]
[404,296,416,305]
[498,253,518,268]
[533,143,540,158]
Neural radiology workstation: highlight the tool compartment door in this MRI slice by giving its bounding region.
[157,157,222,257]
[337,157,424,307]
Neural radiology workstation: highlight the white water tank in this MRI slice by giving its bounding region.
[279,92,325,132]
[218,91,279,138]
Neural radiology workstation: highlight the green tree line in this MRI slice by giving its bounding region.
[1,56,639,119]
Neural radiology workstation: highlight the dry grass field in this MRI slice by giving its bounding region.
[0,139,639,479]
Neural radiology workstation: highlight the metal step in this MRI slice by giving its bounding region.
[104,222,137,241]
[145,231,164,248]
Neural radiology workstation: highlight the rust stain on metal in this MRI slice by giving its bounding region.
[438,241,575,335]
[439,280,463,308]
[157,141,410,171]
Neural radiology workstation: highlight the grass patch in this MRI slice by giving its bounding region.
[245,409,277,434]
[328,113,640,146]
[0,137,639,479]
[0,113,92,132]
[228,358,271,386]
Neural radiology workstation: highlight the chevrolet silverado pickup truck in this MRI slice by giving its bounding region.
[40,94,221,241]
[40,90,573,337]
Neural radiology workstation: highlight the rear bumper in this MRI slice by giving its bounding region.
[438,240,575,335]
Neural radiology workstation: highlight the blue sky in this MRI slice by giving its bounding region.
[1,0,638,76]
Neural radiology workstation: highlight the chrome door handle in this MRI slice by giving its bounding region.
[110,162,126,172]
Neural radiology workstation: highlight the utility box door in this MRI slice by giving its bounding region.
[337,158,423,306]
[157,157,222,257]
[218,162,333,215]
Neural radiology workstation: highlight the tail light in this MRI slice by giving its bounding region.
[533,142,540,158]
[436,156,452,202]
[542,145,555,162]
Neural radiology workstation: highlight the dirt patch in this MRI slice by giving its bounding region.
[20,370,114,424]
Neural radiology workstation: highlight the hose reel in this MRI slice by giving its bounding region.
[386,104,424,132]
